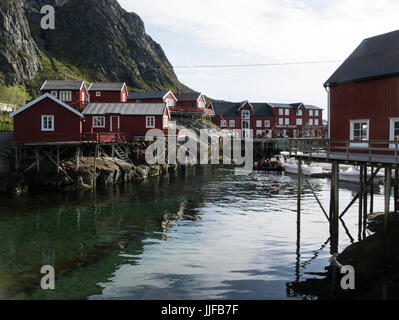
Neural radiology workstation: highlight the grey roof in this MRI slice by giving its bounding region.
[82,103,167,116]
[176,92,202,102]
[268,102,301,109]
[88,82,125,91]
[304,104,323,110]
[325,29,399,86]
[41,80,84,91]
[212,102,242,116]
[127,91,170,100]
[251,103,275,117]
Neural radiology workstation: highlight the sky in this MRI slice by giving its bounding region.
[119,0,399,116]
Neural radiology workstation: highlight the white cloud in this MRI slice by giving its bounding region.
[119,0,399,113]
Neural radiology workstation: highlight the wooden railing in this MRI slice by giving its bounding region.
[287,139,399,161]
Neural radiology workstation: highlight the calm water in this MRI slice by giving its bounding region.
[0,166,391,300]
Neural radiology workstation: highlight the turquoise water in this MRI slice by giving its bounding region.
[0,166,389,299]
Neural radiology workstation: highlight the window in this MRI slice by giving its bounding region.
[264,120,270,128]
[279,118,283,125]
[166,99,175,107]
[229,120,235,128]
[279,109,284,116]
[390,118,399,148]
[275,130,281,137]
[51,91,57,97]
[296,118,302,125]
[81,92,85,101]
[256,120,262,127]
[60,91,71,102]
[242,110,250,119]
[315,110,319,117]
[350,120,369,147]
[297,109,302,116]
[309,110,313,116]
[146,116,155,128]
[93,116,105,128]
[122,93,126,102]
[96,92,101,97]
[285,118,289,125]
[309,119,314,126]
[221,120,227,127]
[315,119,319,126]
[41,115,54,131]
[256,130,264,137]
[285,109,289,116]
[199,102,205,109]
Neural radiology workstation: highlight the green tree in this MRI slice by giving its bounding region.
[0,85,31,107]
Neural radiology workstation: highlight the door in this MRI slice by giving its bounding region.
[241,120,250,138]
[110,116,120,132]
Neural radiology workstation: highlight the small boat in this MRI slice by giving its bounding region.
[339,167,385,185]
[254,160,284,172]
[283,160,323,176]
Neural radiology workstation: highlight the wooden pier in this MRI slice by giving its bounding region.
[290,138,399,255]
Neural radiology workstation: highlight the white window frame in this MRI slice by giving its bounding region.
[51,91,57,97]
[296,118,302,125]
[315,119,319,126]
[241,110,250,120]
[350,119,369,148]
[199,101,205,109]
[256,130,264,136]
[96,92,101,97]
[41,115,54,132]
[279,109,284,116]
[93,116,105,128]
[264,120,270,128]
[166,99,175,107]
[389,118,399,148]
[256,120,262,128]
[122,92,126,102]
[297,109,302,116]
[81,91,85,101]
[285,109,290,116]
[279,118,283,125]
[309,119,314,126]
[163,115,168,129]
[309,110,313,116]
[285,118,289,125]
[315,110,319,117]
[60,91,72,102]
[221,120,227,127]
[146,116,155,128]
[229,120,235,128]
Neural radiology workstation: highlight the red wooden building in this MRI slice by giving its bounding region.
[325,29,399,145]
[88,82,128,103]
[174,92,213,117]
[10,93,84,143]
[127,90,177,108]
[268,103,323,138]
[82,102,170,137]
[212,101,275,138]
[40,80,88,110]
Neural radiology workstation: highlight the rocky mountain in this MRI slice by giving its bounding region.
[0,0,186,93]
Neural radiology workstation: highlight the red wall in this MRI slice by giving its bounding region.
[128,92,176,106]
[42,87,87,110]
[330,76,399,141]
[89,86,128,103]
[83,109,169,137]
[13,97,82,143]
[174,95,208,113]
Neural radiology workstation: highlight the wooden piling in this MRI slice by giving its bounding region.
[363,165,368,238]
[330,161,339,254]
[297,158,302,216]
[385,166,391,230]
[394,167,399,213]
[358,165,364,240]
[370,167,374,214]
[35,148,40,173]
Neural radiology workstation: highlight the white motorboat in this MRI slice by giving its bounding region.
[283,160,323,176]
[339,166,385,184]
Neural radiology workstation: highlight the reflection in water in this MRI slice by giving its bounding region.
[0,166,392,300]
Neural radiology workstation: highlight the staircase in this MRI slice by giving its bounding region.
[113,142,136,169]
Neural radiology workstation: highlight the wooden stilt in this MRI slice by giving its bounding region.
[15,147,19,171]
[385,167,391,230]
[363,166,368,238]
[93,144,98,188]
[330,162,339,254]
[297,158,302,216]
[35,148,40,173]
[75,146,80,172]
[358,165,364,240]
[394,167,399,213]
[56,146,60,174]
[370,167,374,214]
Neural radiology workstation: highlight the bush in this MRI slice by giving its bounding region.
[0,85,31,106]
